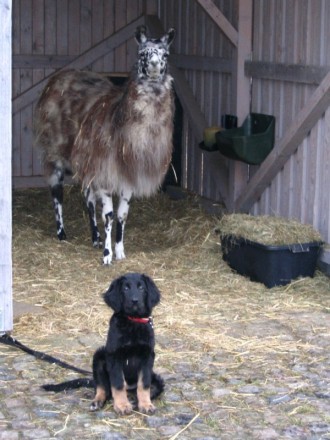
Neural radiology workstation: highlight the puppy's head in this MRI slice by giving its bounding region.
[104,273,161,317]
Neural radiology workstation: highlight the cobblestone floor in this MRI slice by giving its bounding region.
[4,188,330,439]
[1,315,330,440]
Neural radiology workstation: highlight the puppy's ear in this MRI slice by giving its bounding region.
[103,277,123,312]
[143,274,161,309]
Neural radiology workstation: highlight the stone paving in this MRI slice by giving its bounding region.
[1,319,330,440]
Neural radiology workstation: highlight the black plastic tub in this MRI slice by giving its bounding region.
[221,235,323,288]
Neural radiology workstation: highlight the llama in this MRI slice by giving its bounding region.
[35,26,175,265]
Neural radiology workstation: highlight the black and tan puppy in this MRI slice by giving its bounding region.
[42,273,164,415]
[91,272,164,414]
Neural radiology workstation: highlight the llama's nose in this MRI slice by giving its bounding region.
[150,55,159,67]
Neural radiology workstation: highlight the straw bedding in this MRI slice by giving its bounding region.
[11,185,330,433]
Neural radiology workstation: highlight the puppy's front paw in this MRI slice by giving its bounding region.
[90,399,104,412]
[114,400,133,415]
[138,402,156,414]
[90,386,107,411]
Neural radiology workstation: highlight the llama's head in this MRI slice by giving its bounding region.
[135,26,175,81]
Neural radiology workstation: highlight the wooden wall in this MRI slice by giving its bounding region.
[249,0,330,244]
[12,0,157,188]
[161,0,330,246]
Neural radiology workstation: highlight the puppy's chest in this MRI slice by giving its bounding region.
[107,322,155,353]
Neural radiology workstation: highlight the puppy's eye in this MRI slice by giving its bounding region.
[138,285,144,291]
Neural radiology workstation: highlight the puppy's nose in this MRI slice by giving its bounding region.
[132,297,139,304]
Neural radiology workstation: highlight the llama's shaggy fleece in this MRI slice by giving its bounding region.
[35,26,175,264]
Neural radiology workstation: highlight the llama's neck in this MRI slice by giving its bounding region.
[135,73,173,96]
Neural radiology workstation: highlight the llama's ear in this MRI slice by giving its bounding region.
[135,25,148,44]
[143,274,161,309]
[162,28,175,46]
[103,277,123,312]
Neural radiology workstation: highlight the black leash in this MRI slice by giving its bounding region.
[0,333,92,376]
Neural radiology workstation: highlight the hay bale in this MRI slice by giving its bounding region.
[216,214,322,245]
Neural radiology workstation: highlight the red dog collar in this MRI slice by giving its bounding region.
[127,316,153,326]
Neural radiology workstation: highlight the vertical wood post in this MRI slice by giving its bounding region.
[228,0,253,211]
[0,0,13,332]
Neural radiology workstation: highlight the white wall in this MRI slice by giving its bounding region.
[0,0,13,332]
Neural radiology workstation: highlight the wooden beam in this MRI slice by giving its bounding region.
[195,0,238,46]
[13,53,234,74]
[170,54,233,73]
[245,61,330,85]
[235,70,330,212]
[227,0,252,211]
[233,0,253,124]
[0,0,13,332]
[12,16,144,114]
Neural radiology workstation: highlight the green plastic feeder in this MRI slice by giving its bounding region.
[216,113,275,165]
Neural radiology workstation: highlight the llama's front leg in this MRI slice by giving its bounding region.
[48,163,66,240]
[115,189,132,260]
[100,190,114,265]
[84,187,102,248]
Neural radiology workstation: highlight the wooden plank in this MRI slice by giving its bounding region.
[91,0,104,71]
[235,70,330,212]
[68,0,80,56]
[12,0,21,176]
[44,0,57,77]
[144,0,157,15]
[245,60,330,85]
[195,0,238,47]
[13,176,50,188]
[13,175,73,188]
[12,15,145,114]
[170,54,233,73]
[32,0,45,176]
[20,0,33,177]
[114,0,127,72]
[126,0,141,69]
[13,54,75,68]
[80,0,92,54]
[0,0,13,333]
[103,0,115,71]
[56,0,68,55]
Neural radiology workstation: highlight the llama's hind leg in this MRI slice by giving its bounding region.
[100,190,114,265]
[115,189,132,260]
[47,161,66,241]
[84,187,102,248]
